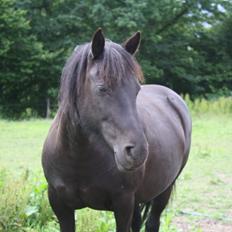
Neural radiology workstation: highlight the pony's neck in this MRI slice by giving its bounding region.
[59,109,104,156]
[57,109,116,177]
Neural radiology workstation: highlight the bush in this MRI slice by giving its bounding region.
[0,169,53,232]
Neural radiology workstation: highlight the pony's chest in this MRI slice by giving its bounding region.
[76,184,112,210]
[54,172,116,210]
[58,179,114,210]
[53,166,142,210]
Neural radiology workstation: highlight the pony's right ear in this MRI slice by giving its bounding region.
[91,28,105,59]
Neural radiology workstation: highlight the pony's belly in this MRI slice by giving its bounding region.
[136,150,185,202]
[136,177,174,203]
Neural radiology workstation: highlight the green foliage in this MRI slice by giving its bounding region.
[0,170,53,232]
[159,210,178,232]
[0,0,59,118]
[0,169,26,231]
[184,95,232,114]
[25,175,52,228]
[0,0,232,118]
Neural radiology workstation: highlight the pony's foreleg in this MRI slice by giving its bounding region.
[113,193,135,232]
[48,186,75,232]
[145,185,173,232]
[131,204,142,232]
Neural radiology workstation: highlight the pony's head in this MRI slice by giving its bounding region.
[60,29,148,171]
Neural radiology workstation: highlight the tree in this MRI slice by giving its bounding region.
[0,0,57,117]
[1,0,232,118]
[138,0,232,97]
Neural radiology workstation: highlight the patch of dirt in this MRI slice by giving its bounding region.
[174,217,232,232]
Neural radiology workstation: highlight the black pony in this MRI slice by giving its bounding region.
[42,29,192,232]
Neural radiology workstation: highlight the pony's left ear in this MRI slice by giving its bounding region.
[123,31,141,55]
[91,28,105,59]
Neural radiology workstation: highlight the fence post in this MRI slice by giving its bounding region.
[46,98,51,118]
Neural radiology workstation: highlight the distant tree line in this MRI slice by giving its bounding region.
[0,0,232,118]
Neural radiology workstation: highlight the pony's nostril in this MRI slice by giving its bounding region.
[125,145,135,157]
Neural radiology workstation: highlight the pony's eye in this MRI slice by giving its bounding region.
[96,84,112,96]
[97,85,112,95]
[98,86,108,93]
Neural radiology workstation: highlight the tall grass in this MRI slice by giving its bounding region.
[184,95,232,114]
[0,170,53,232]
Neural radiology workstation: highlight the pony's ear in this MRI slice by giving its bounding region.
[123,31,141,55]
[91,28,105,59]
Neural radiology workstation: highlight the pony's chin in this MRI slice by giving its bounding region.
[115,156,139,172]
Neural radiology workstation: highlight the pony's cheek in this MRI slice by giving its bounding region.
[101,121,117,147]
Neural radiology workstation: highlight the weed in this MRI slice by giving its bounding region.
[184,95,232,115]
[0,170,53,232]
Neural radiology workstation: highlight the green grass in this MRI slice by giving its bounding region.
[0,105,232,231]
[0,119,51,173]
[172,113,232,228]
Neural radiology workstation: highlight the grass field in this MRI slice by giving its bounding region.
[0,110,232,231]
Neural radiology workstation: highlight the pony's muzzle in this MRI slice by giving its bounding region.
[115,141,148,172]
